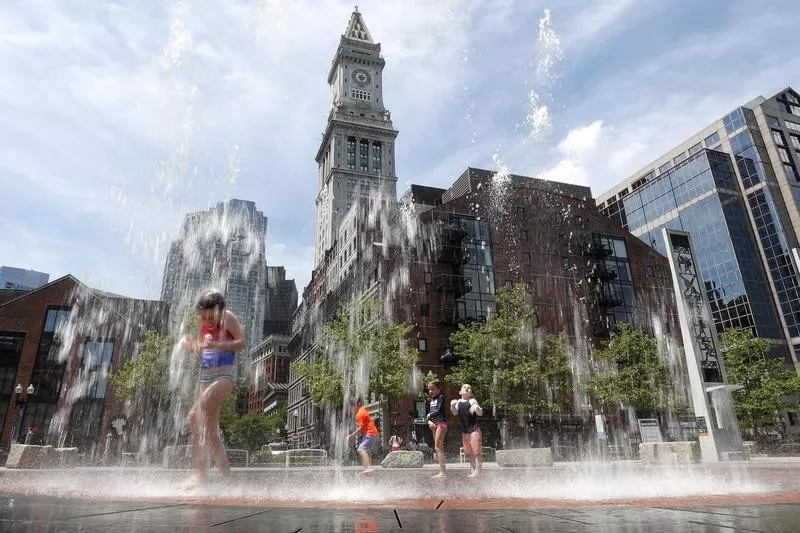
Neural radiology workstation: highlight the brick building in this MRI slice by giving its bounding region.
[247,333,291,414]
[0,275,168,453]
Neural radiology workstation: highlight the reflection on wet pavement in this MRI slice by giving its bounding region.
[2,494,800,532]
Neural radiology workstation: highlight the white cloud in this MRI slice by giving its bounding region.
[535,159,588,186]
[557,120,605,156]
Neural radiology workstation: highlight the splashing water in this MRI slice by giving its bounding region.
[523,9,563,142]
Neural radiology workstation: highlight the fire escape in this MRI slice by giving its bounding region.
[583,236,623,338]
[432,221,468,365]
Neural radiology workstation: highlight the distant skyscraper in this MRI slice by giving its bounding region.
[598,87,800,369]
[263,266,298,335]
[0,267,49,290]
[161,199,268,344]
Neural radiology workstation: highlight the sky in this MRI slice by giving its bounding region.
[2,0,800,300]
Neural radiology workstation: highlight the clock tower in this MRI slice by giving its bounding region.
[314,7,399,267]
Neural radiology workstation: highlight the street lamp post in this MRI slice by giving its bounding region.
[13,383,35,444]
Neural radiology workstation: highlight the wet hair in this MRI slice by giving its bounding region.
[196,290,226,311]
[349,397,364,407]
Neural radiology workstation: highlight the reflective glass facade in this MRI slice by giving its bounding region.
[450,215,496,321]
[621,151,783,340]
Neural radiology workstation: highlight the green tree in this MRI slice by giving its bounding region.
[446,285,572,415]
[720,327,800,436]
[110,331,172,403]
[292,299,420,404]
[226,414,275,452]
[588,322,672,416]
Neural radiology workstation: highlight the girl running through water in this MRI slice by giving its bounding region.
[181,290,246,487]
[426,379,448,479]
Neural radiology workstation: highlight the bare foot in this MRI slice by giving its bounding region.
[467,471,479,478]
[431,472,447,479]
[359,468,375,475]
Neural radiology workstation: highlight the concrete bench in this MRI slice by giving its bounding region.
[381,450,424,468]
[458,446,495,463]
[5,444,56,469]
[495,447,553,467]
[639,441,699,464]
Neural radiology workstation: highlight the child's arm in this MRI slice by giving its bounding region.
[469,398,483,416]
[450,399,460,415]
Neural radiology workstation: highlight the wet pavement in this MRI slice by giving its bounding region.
[2,494,800,532]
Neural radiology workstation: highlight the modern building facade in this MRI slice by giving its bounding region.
[161,199,268,346]
[0,267,49,291]
[0,275,168,453]
[313,7,398,268]
[598,87,800,369]
[263,266,298,336]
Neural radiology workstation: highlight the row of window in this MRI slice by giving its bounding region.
[346,138,382,172]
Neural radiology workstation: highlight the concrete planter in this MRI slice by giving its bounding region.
[639,441,699,464]
[5,444,56,469]
[380,450,424,468]
[495,447,553,467]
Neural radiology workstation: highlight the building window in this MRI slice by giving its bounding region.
[784,163,800,182]
[418,338,428,352]
[787,93,800,105]
[372,141,382,172]
[350,89,371,101]
[704,131,720,147]
[81,340,114,399]
[779,147,792,164]
[786,121,800,133]
[505,280,513,290]
[723,107,746,134]
[790,134,800,151]
[559,234,568,245]
[645,265,654,277]
[516,206,525,218]
[787,104,800,117]
[772,130,786,146]
[522,252,531,266]
[420,303,430,317]
[673,152,687,165]
[658,161,673,174]
[767,115,780,127]
[346,137,356,170]
[562,257,569,270]
[359,139,369,172]
[424,271,432,284]
[688,142,702,155]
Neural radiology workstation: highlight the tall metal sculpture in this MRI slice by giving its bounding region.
[663,229,743,461]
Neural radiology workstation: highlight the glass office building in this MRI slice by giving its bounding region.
[599,87,800,367]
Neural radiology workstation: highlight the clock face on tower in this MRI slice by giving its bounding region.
[353,68,372,87]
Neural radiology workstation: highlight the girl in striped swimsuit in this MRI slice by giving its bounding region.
[182,290,246,487]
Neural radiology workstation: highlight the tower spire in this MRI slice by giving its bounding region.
[344,6,373,43]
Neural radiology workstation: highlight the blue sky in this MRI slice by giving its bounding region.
[2,0,799,299]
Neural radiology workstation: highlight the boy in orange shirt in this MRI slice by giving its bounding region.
[348,397,380,474]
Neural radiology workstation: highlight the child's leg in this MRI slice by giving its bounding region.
[433,425,447,477]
